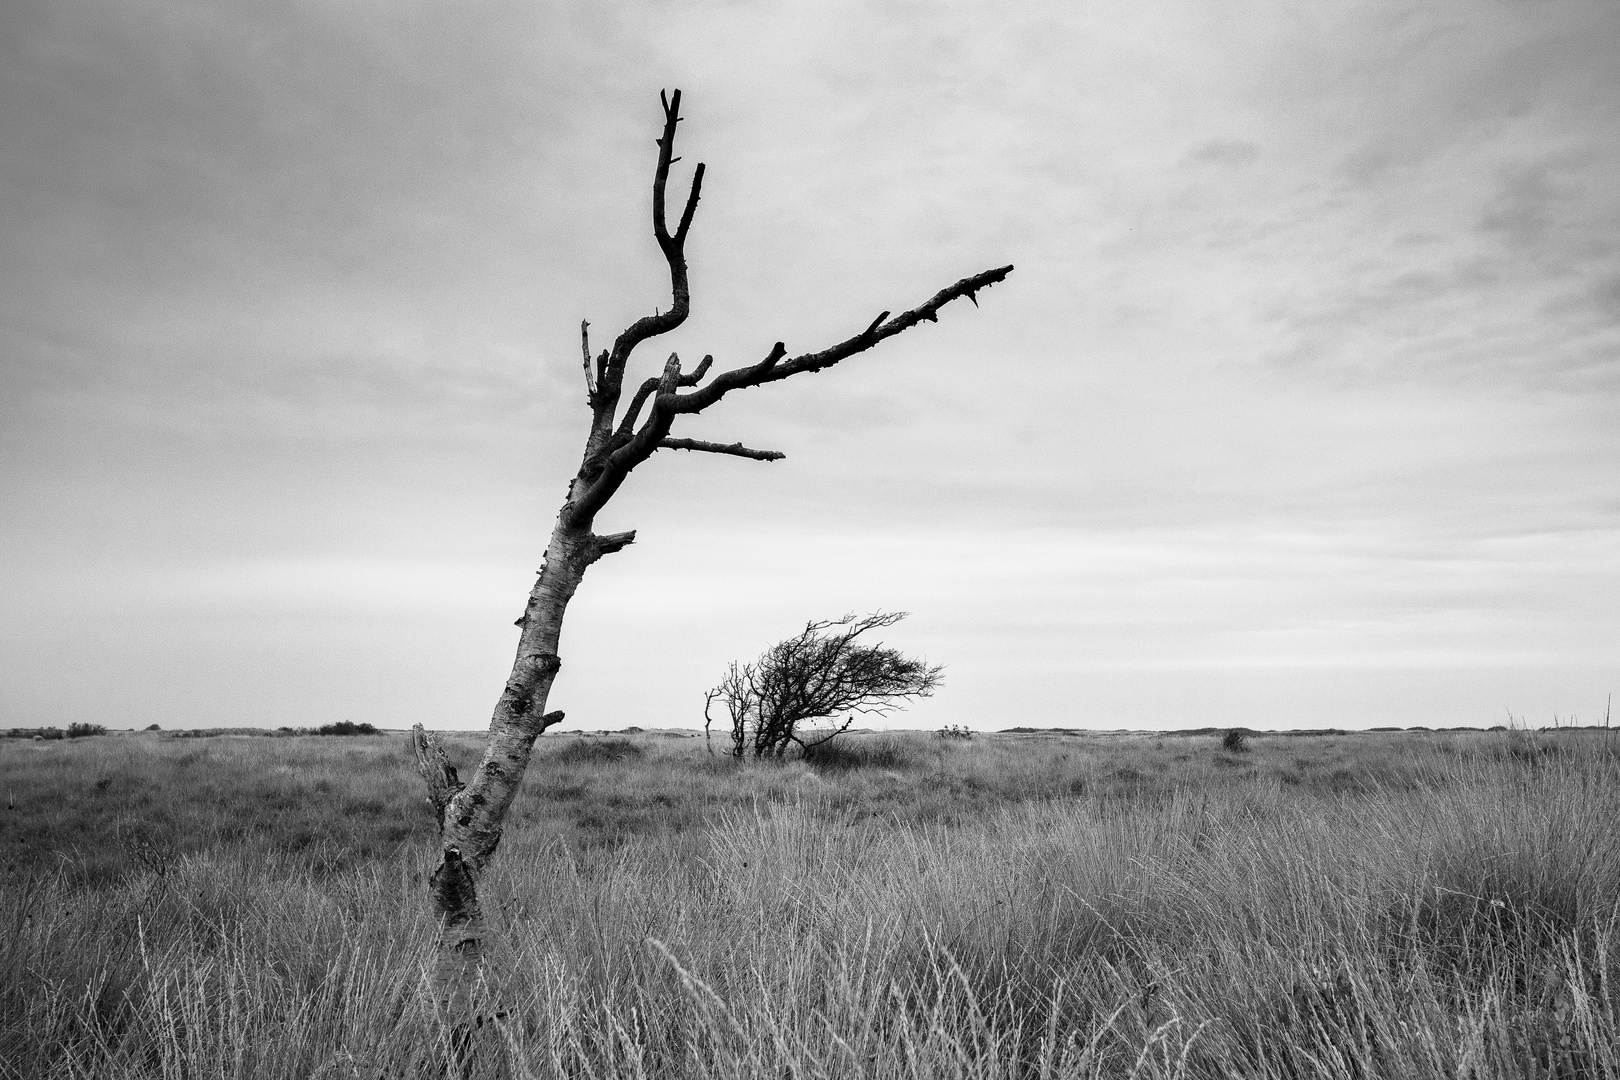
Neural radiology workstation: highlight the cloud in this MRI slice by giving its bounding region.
[1254,138,1620,392]
[1185,139,1261,168]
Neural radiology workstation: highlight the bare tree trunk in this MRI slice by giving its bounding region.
[407,88,1010,1019]
[411,517,629,1010]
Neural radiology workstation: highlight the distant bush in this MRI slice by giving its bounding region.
[145,723,162,731]
[937,724,974,740]
[1221,728,1250,753]
[316,721,379,736]
[38,727,64,741]
[67,723,106,738]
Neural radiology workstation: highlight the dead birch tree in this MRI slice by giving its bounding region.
[409,90,1011,1009]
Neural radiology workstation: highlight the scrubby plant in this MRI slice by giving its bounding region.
[1222,728,1250,753]
[66,722,106,738]
[316,720,378,736]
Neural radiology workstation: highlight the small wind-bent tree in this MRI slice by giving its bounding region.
[408,90,1010,1010]
[705,612,942,758]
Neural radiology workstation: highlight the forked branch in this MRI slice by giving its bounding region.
[587,89,707,441]
[615,355,713,441]
[565,263,1010,529]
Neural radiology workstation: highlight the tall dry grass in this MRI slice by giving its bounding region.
[2,728,1616,1077]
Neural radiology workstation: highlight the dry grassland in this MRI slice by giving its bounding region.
[2,726,1617,1078]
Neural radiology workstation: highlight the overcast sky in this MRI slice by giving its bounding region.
[3,0,1617,733]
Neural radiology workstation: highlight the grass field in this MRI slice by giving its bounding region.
[2,725,1617,1078]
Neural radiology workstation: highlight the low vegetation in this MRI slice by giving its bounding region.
[316,720,380,737]
[2,726,1617,1078]
[2,722,106,740]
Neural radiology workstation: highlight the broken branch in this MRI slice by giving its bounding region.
[580,320,596,399]
[592,530,638,556]
[411,724,464,830]
[657,438,786,461]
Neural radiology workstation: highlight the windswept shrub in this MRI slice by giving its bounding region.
[67,722,106,738]
[1222,728,1250,753]
[706,612,942,758]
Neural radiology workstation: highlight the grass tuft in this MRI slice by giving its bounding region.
[549,736,645,765]
[803,733,920,772]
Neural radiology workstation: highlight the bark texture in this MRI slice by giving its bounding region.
[411,88,1011,1014]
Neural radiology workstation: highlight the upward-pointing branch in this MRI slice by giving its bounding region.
[585,89,706,450]
[580,321,597,402]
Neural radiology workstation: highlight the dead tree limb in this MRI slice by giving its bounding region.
[657,438,785,461]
